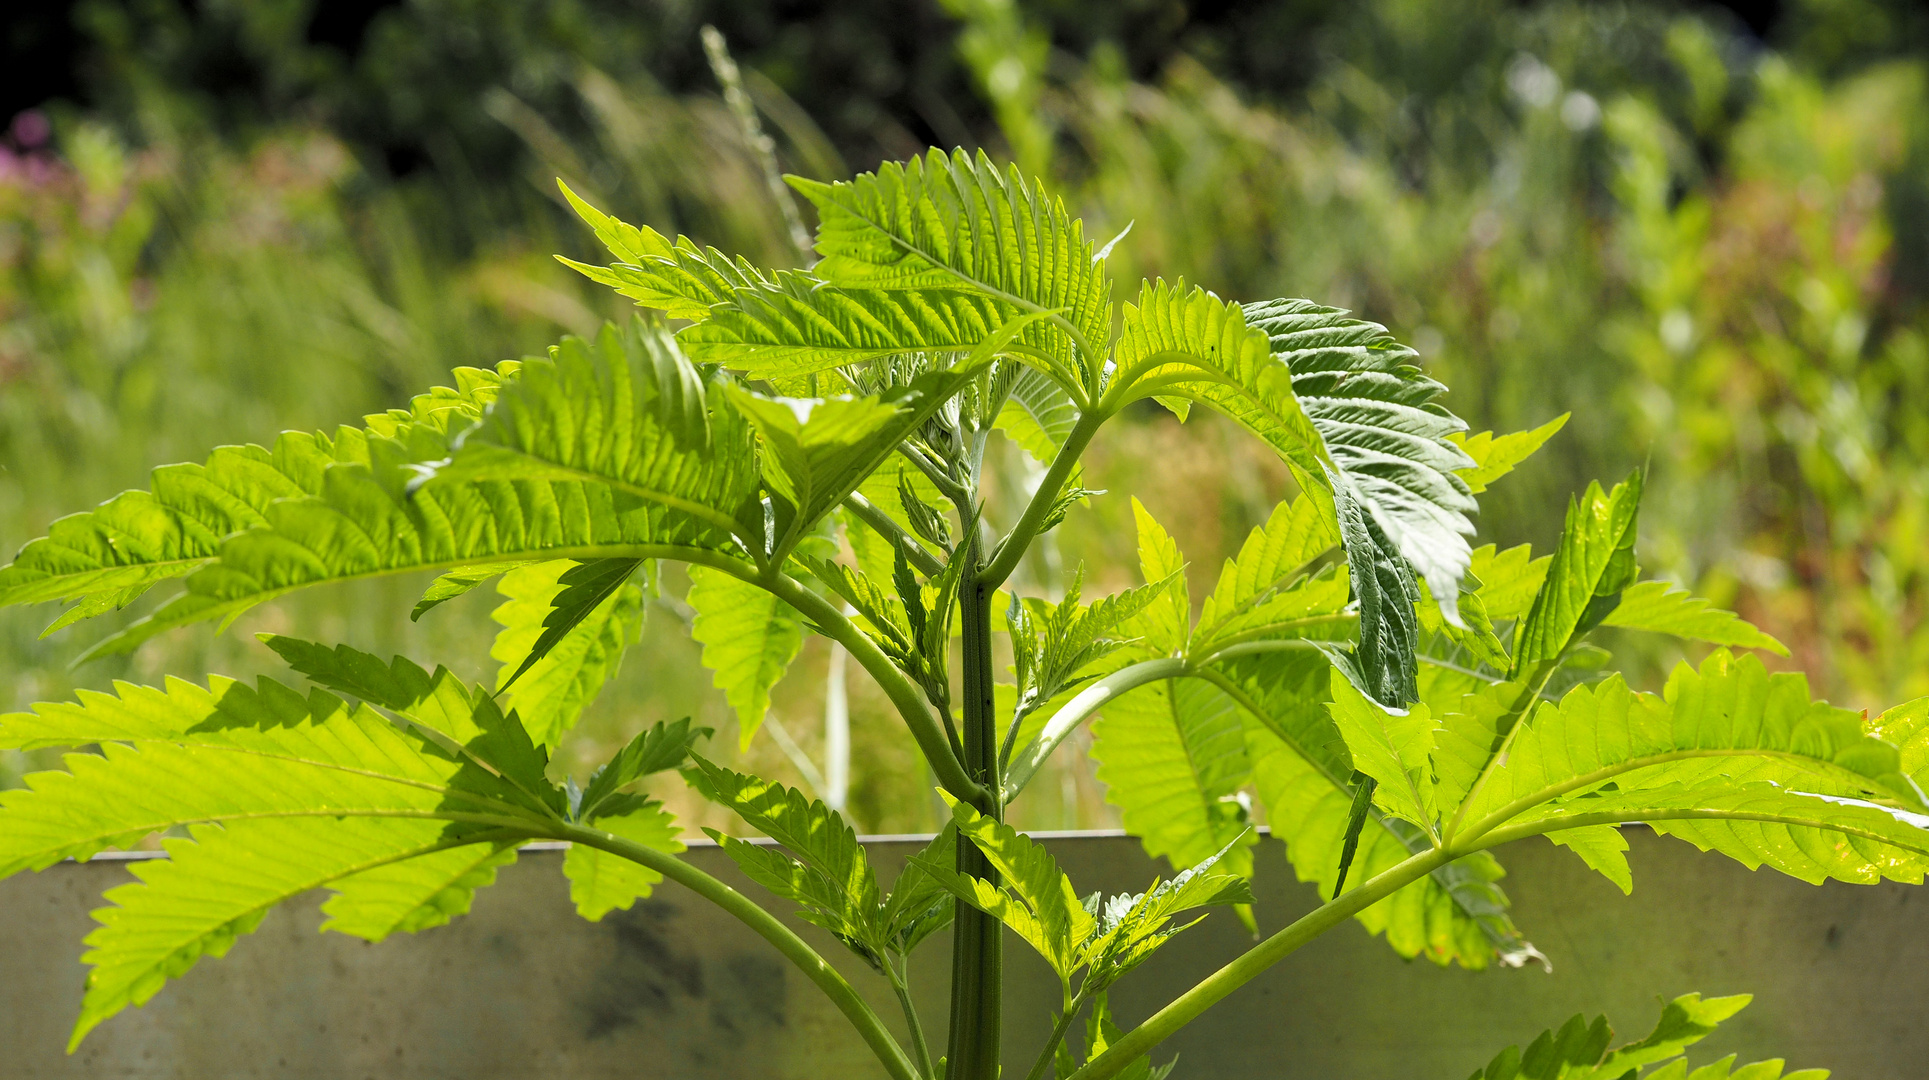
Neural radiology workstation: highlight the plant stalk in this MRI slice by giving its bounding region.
[946,534,1006,1080]
[889,960,937,1080]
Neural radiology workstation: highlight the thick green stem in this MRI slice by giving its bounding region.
[946,545,1005,1080]
[558,822,919,1080]
[1068,847,1452,1080]
[1002,657,1190,801]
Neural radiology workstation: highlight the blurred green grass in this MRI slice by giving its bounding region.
[4,0,1927,835]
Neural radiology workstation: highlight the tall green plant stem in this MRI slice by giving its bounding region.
[1068,846,1454,1080]
[947,533,1006,1080]
[557,821,920,1080]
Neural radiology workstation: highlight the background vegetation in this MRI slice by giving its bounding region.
[5,0,1927,837]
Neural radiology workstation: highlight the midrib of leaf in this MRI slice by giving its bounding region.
[1454,746,1911,845]
[447,450,750,541]
[1195,560,1338,645]
[816,197,1099,375]
[1475,804,1929,859]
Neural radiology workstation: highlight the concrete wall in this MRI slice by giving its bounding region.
[2,829,1922,1079]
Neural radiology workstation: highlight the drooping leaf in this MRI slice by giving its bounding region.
[1091,677,1257,885]
[997,366,1080,463]
[683,758,887,963]
[489,559,646,747]
[1514,471,1645,669]
[1545,825,1634,894]
[563,797,686,921]
[1598,581,1788,655]
[1452,414,1569,494]
[880,826,960,955]
[411,561,534,620]
[1244,297,1479,627]
[1227,651,1534,968]
[686,566,808,748]
[323,841,522,941]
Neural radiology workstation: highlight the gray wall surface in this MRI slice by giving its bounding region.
[1,828,1921,1079]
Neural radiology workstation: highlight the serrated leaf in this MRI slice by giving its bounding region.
[686,567,807,748]
[916,793,1093,979]
[0,365,514,622]
[790,147,1112,380]
[1125,498,1190,655]
[490,559,646,747]
[1468,992,1761,1080]
[323,841,521,941]
[1452,414,1569,494]
[1599,581,1788,655]
[564,797,685,921]
[1091,677,1257,885]
[1515,471,1645,668]
[578,718,708,820]
[1243,297,1478,627]
[1472,543,1551,623]
[412,561,533,620]
[557,181,771,320]
[997,366,1079,463]
[1326,677,1440,831]
[1545,825,1634,894]
[1197,496,1340,641]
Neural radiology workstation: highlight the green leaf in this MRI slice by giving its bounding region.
[1243,297,1479,628]
[1459,652,1925,849]
[1326,677,1440,831]
[790,147,1112,379]
[1869,695,1929,786]
[578,717,709,821]
[1196,496,1341,644]
[1452,414,1569,494]
[489,559,646,747]
[1515,471,1645,668]
[1229,652,1534,968]
[880,827,960,955]
[1545,825,1634,894]
[680,272,1009,378]
[1599,581,1788,655]
[1125,498,1190,656]
[683,758,887,963]
[0,671,551,1047]
[564,797,686,921]
[557,181,770,320]
[254,636,557,808]
[997,366,1079,463]
[323,841,521,941]
[432,319,757,543]
[1467,992,1765,1080]
[686,566,808,748]
[914,792,1094,979]
[1472,543,1551,623]
[727,364,986,551]
[1091,677,1257,885]
[411,561,534,620]
[0,364,514,619]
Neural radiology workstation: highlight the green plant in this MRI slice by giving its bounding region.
[2,146,1918,1079]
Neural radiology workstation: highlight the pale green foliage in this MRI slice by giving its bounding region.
[0,141,1920,1079]
[687,565,807,747]
[912,795,1249,992]
[490,559,646,747]
[1466,992,1826,1080]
